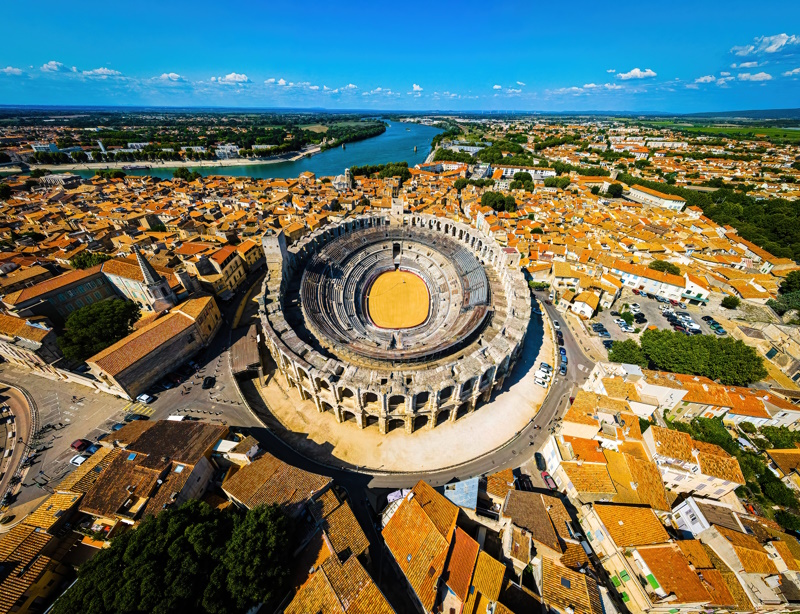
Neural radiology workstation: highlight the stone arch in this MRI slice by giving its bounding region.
[386,418,405,433]
[388,394,405,412]
[364,414,379,428]
[461,378,476,399]
[413,415,429,431]
[363,391,379,405]
[342,410,357,423]
[321,401,334,413]
[316,378,330,391]
[480,367,495,387]
[415,391,430,409]
[456,403,470,420]
[436,409,451,426]
[439,386,454,403]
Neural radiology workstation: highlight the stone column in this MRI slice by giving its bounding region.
[333,405,343,423]
[379,416,388,435]
[355,411,365,429]
[405,415,414,434]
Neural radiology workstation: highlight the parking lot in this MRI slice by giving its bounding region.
[586,290,724,356]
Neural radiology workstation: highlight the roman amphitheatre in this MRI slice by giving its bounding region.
[257,211,534,447]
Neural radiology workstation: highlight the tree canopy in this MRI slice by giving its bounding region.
[70,251,112,270]
[51,500,294,614]
[606,183,623,198]
[608,339,648,367]
[721,295,741,309]
[648,259,681,276]
[481,191,516,212]
[57,298,141,362]
[612,329,767,386]
[0,183,11,199]
[780,270,800,294]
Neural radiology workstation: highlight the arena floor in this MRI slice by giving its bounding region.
[367,270,430,329]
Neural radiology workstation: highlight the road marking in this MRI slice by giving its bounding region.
[127,403,155,417]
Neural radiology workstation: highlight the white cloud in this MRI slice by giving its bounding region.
[158,72,183,81]
[582,83,598,89]
[732,33,799,56]
[82,67,122,77]
[738,71,772,81]
[783,67,800,76]
[603,83,623,90]
[695,75,716,83]
[308,85,319,90]
[516,81,525,86]
[731,61,759,69]
[720,71,731,77]
[344,83,357,89]
[492,84,502,90]
[265,78,276,84]
[716,76,735,87]
[0,66,23,76]
[617,67,657,80]
[215,72,249,84]
[606,69,616,73]
[507,88,522,94]
[277,78,286,86]
[685,84,699,90]
[412,83,422,92]
[41,60,64,72]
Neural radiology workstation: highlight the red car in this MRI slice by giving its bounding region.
[632,289,640,295]
[669,299,679,306]
[541,471,557,490]
[70,438,91,452]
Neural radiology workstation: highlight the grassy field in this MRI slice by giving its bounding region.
[368,270,429,329]
[300,124,329,133]
[635,120,800,142]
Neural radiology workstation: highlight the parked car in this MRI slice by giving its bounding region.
[70,454,89,467]
[610,311,620,317]
[540,363,552,372]
[111,422,126,431]
[702,315,715,322]
[541,471,557,490]
[559,363,567,376]
[553,321,560,331]
[557,337,564,346]
[632,289,640,295]
[669,299,679,306]
[559,347,567,356]
[124,413,148,423]
[85,444,101,455]
[561,355,568,365]
[136,393,155,404]
[673,325,687,333]
[678,302,688,309]
[534,377,548,388]
[640,292,649,299]
[714,328,727,335]
[602,340,614,349]
[70,439,91,452]
[535,370,551,381]
[202,376,216,390]
[598,330,611,338]
[630,303,641,311]
[535,452,547,472]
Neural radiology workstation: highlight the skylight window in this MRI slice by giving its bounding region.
[127,453,137,461]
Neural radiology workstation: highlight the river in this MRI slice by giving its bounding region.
[37,122,443,181]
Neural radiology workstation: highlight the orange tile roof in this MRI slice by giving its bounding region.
[594,504,669,547]
[637,545,711,604]
[445,527,479,602]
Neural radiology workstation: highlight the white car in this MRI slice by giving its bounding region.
[553,321,560,331]
[534,370,552,381]
[534,378,548,388]
[614,318,627,326]
[136,394,155,404]
[630,303,641,310]
[70,454,88,467]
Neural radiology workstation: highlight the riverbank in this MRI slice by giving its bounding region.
[1,122,444,181]
[2,146,322,174]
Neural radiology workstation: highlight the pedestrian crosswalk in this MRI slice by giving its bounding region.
[121,402,155,417]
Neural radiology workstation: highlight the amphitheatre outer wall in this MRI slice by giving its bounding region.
[257,212,531,436]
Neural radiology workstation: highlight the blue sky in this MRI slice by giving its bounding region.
[1,0,799,113]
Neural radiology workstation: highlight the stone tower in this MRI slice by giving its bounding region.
[261,228,290,278]
[133,245,176,312]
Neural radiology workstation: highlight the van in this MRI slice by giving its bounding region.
[167,415,186,421]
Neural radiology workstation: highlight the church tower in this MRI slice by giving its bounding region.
[133,245,177,312]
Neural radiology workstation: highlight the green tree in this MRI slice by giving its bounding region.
[780,271,800,294]
[739,421,757,434]
[721,295,741,309]
[223,505,294,610]
[57,299,141,362]
[0,184,11,199]
[606,183,623,198]
[453,178,467,191]
[648,259,681,276]
[760,426,800,449]
[765,480,798,508]
[776,510,800,532]
[70,251,113,270]
[620,311,635,325]
[51,500,294,614]
[174,167,201,181]
[608,339,648,367]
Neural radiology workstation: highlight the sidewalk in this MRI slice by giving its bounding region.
[562,311,605,364]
